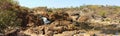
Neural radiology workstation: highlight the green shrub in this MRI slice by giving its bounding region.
[0,0,21,33]
[0,10,21,33]
[98,10,107,17]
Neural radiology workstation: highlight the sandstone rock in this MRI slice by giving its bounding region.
[50,20,72,26]
[54,31,76,36]
[45,25,64,34]
[94,33,108,36]
[22,26,45,36]
[17,32,30,36]
[77,15,89,22]
[4,29,20,36]
[45,31,53,36]
[32,7,47,15]
[66,24,77,31]
[74,33,91,36]
[49,12,69,21]
[70,14,80,21]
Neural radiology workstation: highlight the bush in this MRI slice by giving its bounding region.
[98,10,107,17]
[0,0,21,33]
[0,10,21,33]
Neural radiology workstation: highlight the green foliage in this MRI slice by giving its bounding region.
[79,6,85,8]
[47,12,51,14]
[98,10,107,16]
[0,0,18,4]
[87,5,100,9]
[0,0,21,33]
[0,10,21,31]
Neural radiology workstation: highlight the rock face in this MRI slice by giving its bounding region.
[15,11,120,36]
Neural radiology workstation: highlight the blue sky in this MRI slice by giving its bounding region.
[18,0,120,8]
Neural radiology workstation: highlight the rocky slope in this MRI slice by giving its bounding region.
[1,5,120,36]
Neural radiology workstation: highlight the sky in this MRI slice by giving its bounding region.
[18,0,120,8]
